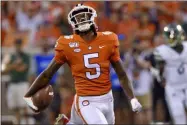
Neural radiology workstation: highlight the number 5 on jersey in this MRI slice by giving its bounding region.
[83,53,101,79]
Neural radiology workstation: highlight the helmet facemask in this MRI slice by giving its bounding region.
[163,24,185,47]
[68,4,97,33]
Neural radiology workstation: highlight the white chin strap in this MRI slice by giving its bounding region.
[77,23,92,32]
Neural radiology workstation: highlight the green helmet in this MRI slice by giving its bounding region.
[163,23,185,46]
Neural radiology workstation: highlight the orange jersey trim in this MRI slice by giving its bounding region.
[75,95,88,124]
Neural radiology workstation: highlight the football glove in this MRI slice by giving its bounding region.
[23,97,39,113]
[130,98,142,113]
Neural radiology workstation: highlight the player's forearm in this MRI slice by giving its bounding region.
[135,57,151,69]
[111,60,135,99]
[119,74,135,100]
[156,60,166,84]
[24,59,62,97]
[24,70,52,97]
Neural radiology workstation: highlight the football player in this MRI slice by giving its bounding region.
[23,4,142,124]
[153,23,187,124]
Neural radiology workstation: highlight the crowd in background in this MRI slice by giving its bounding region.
[1,1,187,124]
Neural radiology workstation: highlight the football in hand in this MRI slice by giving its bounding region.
[32,85,54,112]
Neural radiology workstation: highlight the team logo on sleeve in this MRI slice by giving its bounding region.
[69,42,79,48]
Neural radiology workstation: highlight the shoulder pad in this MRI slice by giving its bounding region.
[54,35,73,51]
[102,31,114,35]
[101,31,119,46]
[63,35,74,40]
[101,31,117,40]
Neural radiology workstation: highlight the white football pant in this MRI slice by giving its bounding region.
[165,85,187,124]
[67,90,115,124]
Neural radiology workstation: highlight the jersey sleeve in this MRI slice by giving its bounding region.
[153,48,166,71]
[54,36,67,64]
[153,48,164,62]
[110,33,120,62]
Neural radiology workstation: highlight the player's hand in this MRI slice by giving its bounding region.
[23,97,40,114]
[130,98,142,113]
[150,67,161,82]
[55,114,69,125]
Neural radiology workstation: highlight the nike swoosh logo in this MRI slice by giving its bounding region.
[99,46,105,48]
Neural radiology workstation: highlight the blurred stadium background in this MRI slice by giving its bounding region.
[1,1,187,124]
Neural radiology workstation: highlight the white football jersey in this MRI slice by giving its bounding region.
[155,42,187,87]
